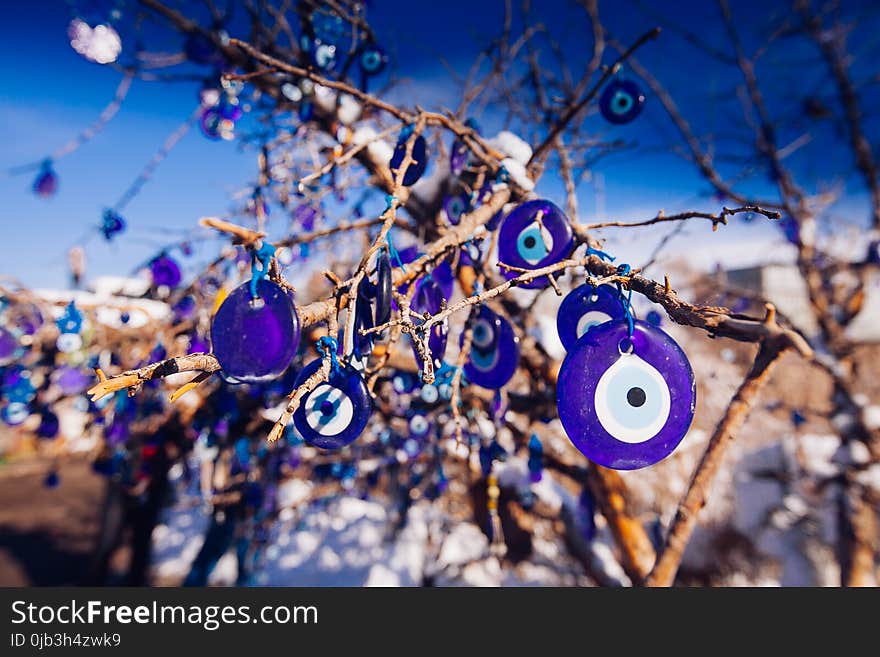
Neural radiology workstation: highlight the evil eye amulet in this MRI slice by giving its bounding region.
[293,359,372,449]
[390,135,428,187]
[443,193,468,226]
[211,279,301,384]
[150,254,182,288]
[556,284,626,351]
[498,199,574,289]
[375,249,392,326]
[463,306,519,389]
[411,276,448,364]
[599,79,645,125]
[557,320,695,470]
[359,44,388,76]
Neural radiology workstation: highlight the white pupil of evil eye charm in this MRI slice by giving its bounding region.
[556,284,626,351]
[556,320,695,470]
[293,358,372,450]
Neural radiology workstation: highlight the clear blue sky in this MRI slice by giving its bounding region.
[1,1,876,289]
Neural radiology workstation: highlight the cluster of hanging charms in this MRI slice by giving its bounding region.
[555,269,696,470]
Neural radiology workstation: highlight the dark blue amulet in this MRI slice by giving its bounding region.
[150,254,182,288]
[463,306,519,389]
[375,249,392,326]
[211,279,301,384]
[411,276,448,365]
[359,43,388,76]
[599,79,645,125]
[390,134,428,186]
[293,359,372,449]
[556,284,626,351]
[497,199,574,289]
[557,320,696,470]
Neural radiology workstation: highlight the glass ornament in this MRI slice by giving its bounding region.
[100,209,126,240]
[599,79,645,125]
[33,162,58,198]
[0,327,21,366]
[37,410,60,439]
[292,358,372,449]
[211,279,300,384]
[150,254,182,288]
[359,43,388,76]
[375,249,392,327]
[497,199,574,289]
[443,193,468,226]
[1,402,29,426]
[557,320,696,470]
[462,306,519,389]
[390,134,428,186]
[53,366,92,396]
[410,276,448,365]
[556,284,626,351]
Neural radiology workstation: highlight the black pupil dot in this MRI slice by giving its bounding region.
[627,387,646,407]
[320,400,335,416]
[524,235,537,248]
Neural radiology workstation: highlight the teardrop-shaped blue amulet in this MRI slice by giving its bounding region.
[150,254,181,288]
[293,358,372,449]
[557,284,626,351]
[557,320,695,470]
[390,134,428,186]
[211,279,301,384]
[599,79,645,125]
[498,199,574,289]
[463,306,519,389]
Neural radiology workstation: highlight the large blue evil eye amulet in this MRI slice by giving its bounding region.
[557,320,695,470]
[599,79,645,125]
[390,134,428,186]
[498,199,574,289]
[557,284,626,351]
[463,306,519,389]
[211,279,301,383]
[293,358,372,449]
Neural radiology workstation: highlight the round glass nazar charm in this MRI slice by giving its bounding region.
[389,133,428,186]
[497,199,574,289]
[150,254,182,288]
[557,284,626,351]
[599,79,646,125]
[292,358,372,449]
[463,306,519,389]
[359,43,388,77]
[557,319,696,470]
[211,279,301,384]
[443,193,468,226]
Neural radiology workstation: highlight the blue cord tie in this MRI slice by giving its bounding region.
[384,194,398,210]
[316,336,341,375]
[586,246,615,262]
[615,264,635,337]
[496,166,509,184]
[399,124,414,140]
[385,230,406,272]
[249,241,276,299]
